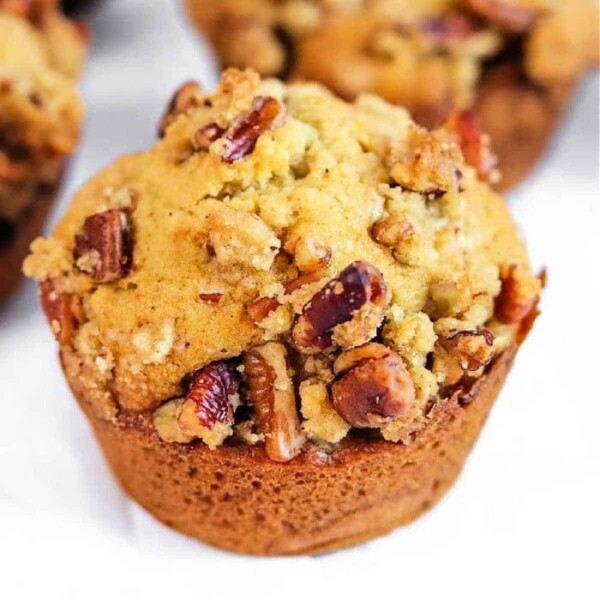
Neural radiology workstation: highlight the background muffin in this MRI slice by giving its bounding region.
[184,0,599,190]
[0,0,86,301]
[24,68,541,554]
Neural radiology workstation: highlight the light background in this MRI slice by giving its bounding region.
[1,0,598,598]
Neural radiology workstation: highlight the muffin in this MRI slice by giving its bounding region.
[185,0,599,190]
[24,69,541,555]
[0,0,87,302]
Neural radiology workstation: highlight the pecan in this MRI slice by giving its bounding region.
[246,296,280,324]
[292,261,389,354]
[73,209,132,283]
[243,342,304,462]
[220,96,285,163]
[193,123,225,151]
[284,270,324,295]
[285,235,331,273]
[178,362,239,432]
[332,343,415,428]
[371,214,414,250]
[199,292,223,304]
[495,263,540,324]
[444,110,498,183]
[158,81,202,138]
[464,0,540,33]
[40,279,82,344]
[421,13,475,43]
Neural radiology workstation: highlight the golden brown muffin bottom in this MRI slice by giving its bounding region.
[0,172,63,303]
[62,344,517,556]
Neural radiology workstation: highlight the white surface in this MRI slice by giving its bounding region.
[1,0,599,598]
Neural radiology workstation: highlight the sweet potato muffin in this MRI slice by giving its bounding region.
[185,0,599,190]
[24,69,541,555]
[0,0,86,301]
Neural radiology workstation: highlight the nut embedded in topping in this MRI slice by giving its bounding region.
[243,342,304,462]
[246,296,280,324]
[371,214,414,251]
[464,0,540,33]
[73,209,133,283]
[444,111,498,184]
[179,362,239,432]
[421,13,476,44]
[332,343,416,428]
[40,279,82,345]
[285,235,332,273]
[292,261,389,354]
[158,80,203,138]
[495,263,541,325]
[193,122,225,151]
[219,96,286,163]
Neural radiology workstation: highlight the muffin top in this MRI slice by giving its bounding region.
[0,0,86,221]
[188,0,598,125]
[24,69,540,461]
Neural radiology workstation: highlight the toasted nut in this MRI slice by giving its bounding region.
[153,398,193,444]
[390,128,463,196]
[292,261,389,354]
[421,13,475,43]
[243,342,304,462]
[444,111,498,183]
[495,263,541,324]
[433,328,495,386]
[178,362,239,433]
[285,235,331,273]
[371,215,414,250]
[246,296,281,324]
[332,345,416,428]
[199,292,223,304]
[464,0,540,33]
[284,270,324,295]
[158,81,202,137]
[193,122,225,151]
[73,209,132,283]
[40,279,82,344]
[333,342,393,375]
[220,96,286,163]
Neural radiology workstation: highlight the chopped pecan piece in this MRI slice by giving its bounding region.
[220,96,286,163]
[284,270,324,295]
[199,292,223,304]
[193,123,225,151]
[464,0,540,33]
[371,214,414,250]
[292,261,389,354]
[433,328,495,386]
[332,343,416,428]
[73,209,132,283]
[243,342,304,462]
[495,263,541,324]
[246,296,280,324]
[285,235,331,273]
[158,81,202,138]
[40,279,82,344]
[178,362,239,432]
[421,13,476,43]
[444,110,498,183]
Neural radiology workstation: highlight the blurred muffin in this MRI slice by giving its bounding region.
[185,0,599,190]
[0,0,87,301]
[25,69,541,555]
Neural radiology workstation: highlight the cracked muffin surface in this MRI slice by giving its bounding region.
[185,0,598,189]
[24,68,540,462]
[0,0,86,296]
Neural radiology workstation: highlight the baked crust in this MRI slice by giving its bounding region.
[63,343,517,556]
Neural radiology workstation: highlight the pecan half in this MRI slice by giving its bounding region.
[73,209,132,283]
[292,261,389,354]
[444,110,498,183]
[220,96,285,163]
[40,279,82,345]
[464,0,540,33]
[243,342,304,462]
[178,362,239,432]
[495,263,540,324]
[246,296,280,324]
[332,343,416,428]
[158,81,203,138]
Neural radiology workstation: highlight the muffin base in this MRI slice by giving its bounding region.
[63,345,517,556]
[0,177,62,303]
